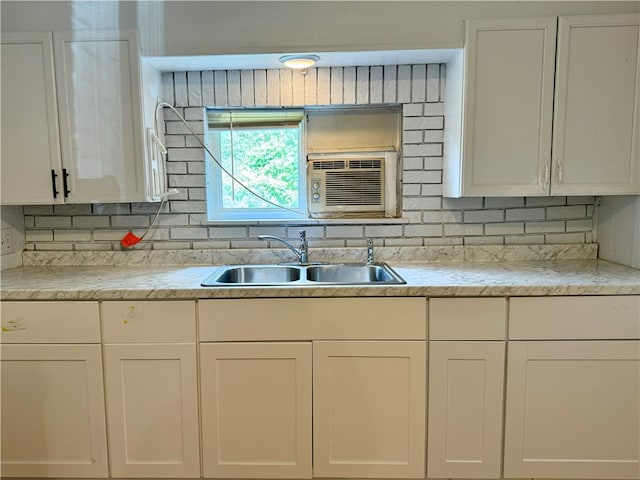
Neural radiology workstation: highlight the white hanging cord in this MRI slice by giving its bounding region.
[229,111,236,201]
[155,102,304,216]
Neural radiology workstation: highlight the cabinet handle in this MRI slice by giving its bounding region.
[62,168,71,198]
[556,159,563,184]
[51,169,59,199]
[543,164,550,191]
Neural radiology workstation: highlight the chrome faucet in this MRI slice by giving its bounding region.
[258,229,309,264]
[366,238,374,264]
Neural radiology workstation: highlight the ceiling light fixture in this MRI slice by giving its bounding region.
[279,54,320,70]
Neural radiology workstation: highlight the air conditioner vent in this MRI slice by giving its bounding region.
[312,160,346,170]
[325,172,383,206]
[307,151,398,218]
[347,159,382,169]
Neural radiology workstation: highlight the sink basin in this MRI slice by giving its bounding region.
[306,264,405,284]
[202,265,301,286]
[201,263,405,286]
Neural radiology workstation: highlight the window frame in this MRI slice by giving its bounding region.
[204,108,308,222]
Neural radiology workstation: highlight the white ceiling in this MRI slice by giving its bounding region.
[146,49,460,72]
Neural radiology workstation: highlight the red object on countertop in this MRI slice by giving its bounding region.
[120,231,142,248]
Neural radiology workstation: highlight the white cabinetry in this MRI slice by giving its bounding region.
[102,301,200,478]
[0,30,163,205]
[313,341,425,478]
[427,298,506,479]
[198,297,427,479]
[200,342,313,479]
[504,296,640,479]
[0,302,108,478]
[1,32,63,204]
[444,13,640,197]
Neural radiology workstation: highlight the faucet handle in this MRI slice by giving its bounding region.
[366,238,374,264]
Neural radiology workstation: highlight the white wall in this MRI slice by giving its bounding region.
[2,1,638,55]
[597,196,640,269]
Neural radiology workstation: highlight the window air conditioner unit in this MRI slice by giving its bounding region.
[307,151,398,218]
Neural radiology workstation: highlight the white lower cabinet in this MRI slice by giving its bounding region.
[0,302,108,478]
[102,301,200,478]
[427,298,507,479]
[504,296,640,480]
[198,298,427,479]
[200,342,313,479]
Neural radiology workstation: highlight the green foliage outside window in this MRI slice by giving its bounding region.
[218,128,300,209]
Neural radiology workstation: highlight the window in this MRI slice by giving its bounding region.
[204,105,402,222]
[205,109,307,221]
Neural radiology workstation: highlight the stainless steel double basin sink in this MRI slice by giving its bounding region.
[201,263,405,286]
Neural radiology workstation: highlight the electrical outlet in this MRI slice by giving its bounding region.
[1,228,15,255]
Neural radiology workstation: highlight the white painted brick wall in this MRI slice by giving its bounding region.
[22,63,596,251]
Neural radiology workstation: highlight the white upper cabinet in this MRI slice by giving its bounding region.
[552,14,640,194]
[444,13,640,197]
[1,32,64,204]
[1,29,163,205]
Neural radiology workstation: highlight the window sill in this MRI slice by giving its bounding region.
[202,217,411,226]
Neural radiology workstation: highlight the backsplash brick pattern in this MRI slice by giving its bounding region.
[23,64,594,251]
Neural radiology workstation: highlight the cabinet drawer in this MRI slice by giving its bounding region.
[102,301,196,343]
[509,296,640,340]
[429,297,506,340]
[199,298,426,341]
[1,301,100,343]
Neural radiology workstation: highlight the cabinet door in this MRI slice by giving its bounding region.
[552,14,640,195]
[313,341,426,478]
[504,340,640,479]
[103,343,200,478]
[459,18,557,196]
[1,32,63,205]
[0,344,108,477]
[428,342,505,479]
[200,342,312,479]
[53,30,147,203]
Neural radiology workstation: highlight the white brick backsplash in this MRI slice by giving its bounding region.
[54,230,91,242]
[26,230,53,242]
[403,171,441,184]
[506,208,545,221]
[404,224,443,237]
[464,210,504,223]
[566,218,593,232]
[23,62,596,251]
[525,221,565,234]
[111,215,149,228]
[326,226,364,238]
[403,131,423,144]
[72,216,110,228]
[444,224,483,236]
[403,144,442,157]
[169,201,207,213]
[364,225,403,237]
[403,103,423,117]
[545,232,586,244]
[424,102,445,116]
[464,236,504,246]
[422,211,463,223]
[171,227,207,240]
[505,234,546,245]
[484,197,526,208]
[404,196,441,210]
[53,204,92,215]
[209,226,248,239]
[484,222,524,236]
[35,216,71,228]
[546,205,587,220]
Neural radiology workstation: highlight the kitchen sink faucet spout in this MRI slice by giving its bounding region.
[258,229,309,264]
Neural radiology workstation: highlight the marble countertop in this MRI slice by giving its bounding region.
[2,259,638,300]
